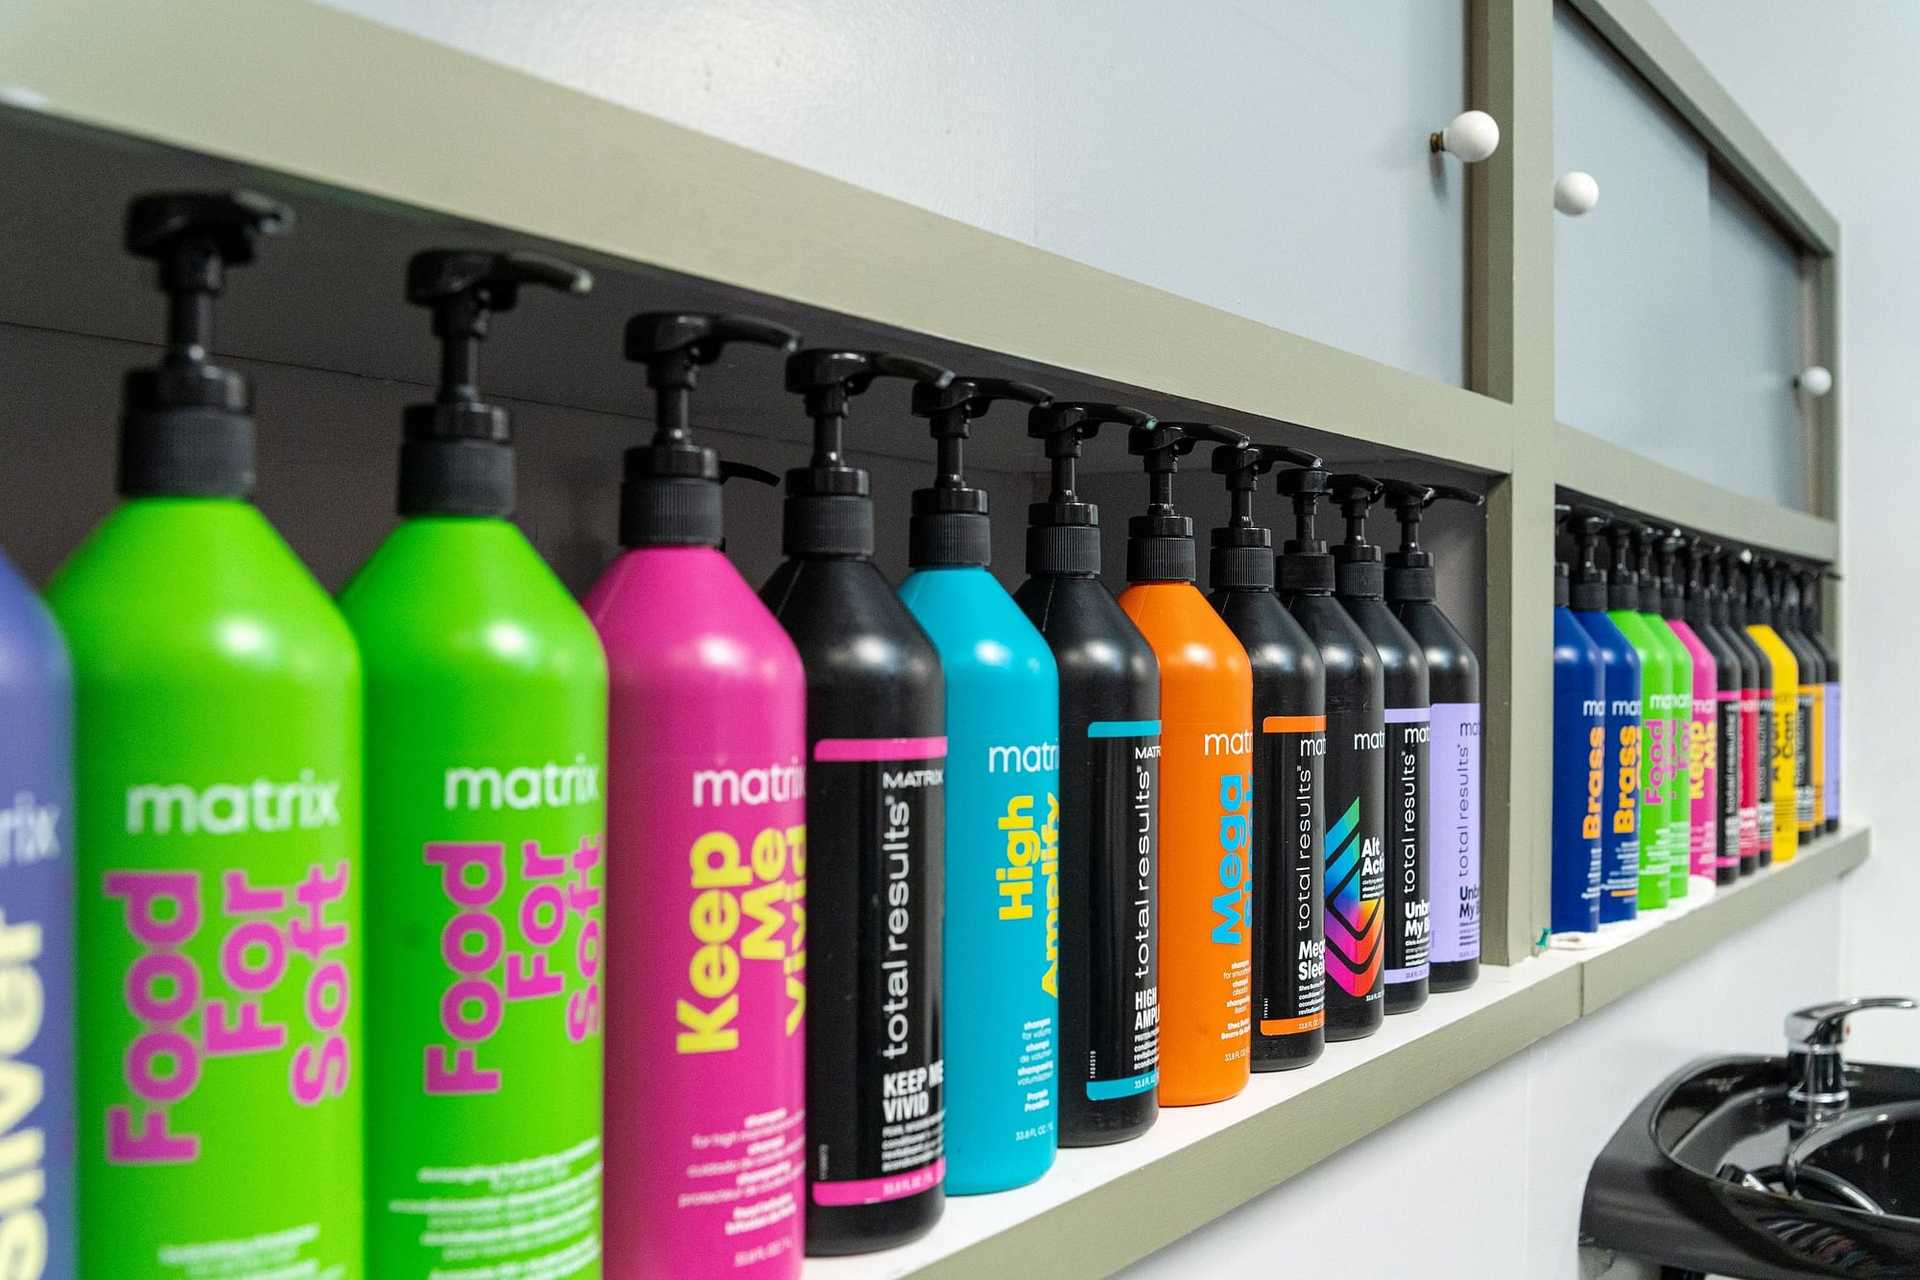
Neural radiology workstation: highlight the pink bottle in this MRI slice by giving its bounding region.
[1659,545,1720,883]
[590,314,807,1279]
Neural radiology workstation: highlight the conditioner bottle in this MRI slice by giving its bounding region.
[1656,530,1717,890]
[1551,507,1604,937]
[1603,522,1671,910]
[1798,569,1840,832]
[583,313,807,1277]
[1742,552,1799,865]
[1681,539,1743,887]
[1116,422,1253,1106]
[1772,563,1824,845]
[1632,524,1692,902]
[1724,552,1773,871]
[1568,511,1639,925]
[47,193,364,1277]
[1013,402,1162,1146]
[761,349,953,1253]
[1206,442,1327,1069]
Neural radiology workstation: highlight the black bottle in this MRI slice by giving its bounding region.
[1383,481,1484,994]
[1680,537,1743,885]
[1770,560,1824,845]
[1206,442,1328,1070]
[1013,400,1163,1147]
[1275,466,1385,1041]
[1797,568,1841,833]
[1709,550,1763,875]
[1729,553,1778,868]
[1329,474,1429,1015]
[760,348,954,1255]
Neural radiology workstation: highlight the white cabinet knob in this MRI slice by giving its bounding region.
[1554,171,1600,216]
[1429,110,1500,163]
[1796,365,1834,398]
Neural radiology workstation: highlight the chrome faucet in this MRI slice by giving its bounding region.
[1785,996,1917,1129]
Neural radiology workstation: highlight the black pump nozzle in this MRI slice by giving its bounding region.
[1553,503,1573,608]
[1382,480,1483,602]
[782,349,953,557]
[1327,472,1387,598]
[1654,527,1688,618]
[1275,465,1335,594]
[1209,443,1323,590]
[711,458,781,554]
[1024,401,1156,577]
[908,376,1052,567]
[398,249,592,518]
[1124,421,1248,583]
[619,312,798,547]
[1567,505,1612,612]
[121,190,293,498]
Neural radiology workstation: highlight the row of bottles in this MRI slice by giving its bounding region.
[0,189,1488,1278]
[1551,504,1840,936]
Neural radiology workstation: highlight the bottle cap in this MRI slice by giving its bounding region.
[1209,442,1322,589]
[1383,479,1484,602]
[1328,472,1386,598]
[908,376,1052,568]
[1023,401,1156,576]
[1125,421,1249,584]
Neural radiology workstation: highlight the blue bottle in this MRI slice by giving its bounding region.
[1551,513,1604,936]
[1567,510,1641,925]
[897,376,1061,1195]
[0,549,74,1278]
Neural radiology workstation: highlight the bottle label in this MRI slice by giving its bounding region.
[808,738,946,1207]
[1549,669,1603,935]
[1641,701,1669,884]
[1750,693,1772,859]
[1825,682,1841,823]
[1323,712,1385,1007]
[1770,692,1796,853]
[1255,716,1324,1042]
[1601,694,1641,919]
[1428,703,1481,965]
[1081,722,1160,1100]
[1716,692,1742,870]
[1795,690,1816,829]
[1384,708,1430,985]
[1688,694,1716,877]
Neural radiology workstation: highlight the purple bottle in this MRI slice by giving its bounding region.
[589,314,809,1279]
[0,549,73,1279]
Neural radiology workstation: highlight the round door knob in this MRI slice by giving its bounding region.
[1554,171,1600,216]
[1429,110,1500,162]
[1796,365,1834,398]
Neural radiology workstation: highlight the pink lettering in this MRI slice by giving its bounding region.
[125,1029,200,1104]
[567,982,600,1044]
[219,920,286,993]
[505,951,563,1000]
[424,1045,501,1095]
[426,842,504,907]
[203,999,287,1057]
[305,961,349,1034]
[221,870,286,915]
[290,1035,349,1105]
[519,883,567,948]
[104,871,202,946]
[107,1106,199,1164]
[288,862,349,961]
[441,911,503,976]
[520,839,565,879]
[126,952,199,1024]
[442,978,502,1042]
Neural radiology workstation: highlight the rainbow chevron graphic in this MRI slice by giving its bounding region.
[1324,796,1382,996]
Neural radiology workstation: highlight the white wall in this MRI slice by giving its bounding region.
[310,2,1911,1274]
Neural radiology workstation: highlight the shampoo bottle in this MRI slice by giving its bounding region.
[1603,522,1671,910]
[1681,539,1743,886]
[1798,568,1840,833]
[896,376,1061,1194]
[1013,401,1162,1146]
[1632,524,1692,902]
[1383,481,1484,992]
[1206,442,1327,1070]
[1568,511,1639,925]
[1722,551,1773,872]
[47,192,364,1277]
[1656,530,1718,890]
[760,349,953,1254]
[1772,563,1824,845]
[1276,467,1385,1038]
[0,549,73,1277]
[1115,421,1253,1106]
[1329,475,1429,1015]
[342,251,607,1278]
[1550,507,1604,937]
[1743,551,1799,865]
[581,312,808,1277]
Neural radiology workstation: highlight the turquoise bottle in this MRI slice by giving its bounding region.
[896,376,1062,1195]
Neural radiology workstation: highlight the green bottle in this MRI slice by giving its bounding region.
[50,194,365,1276]
[1602,523,1671,910]
[340,251,608,1277]
[1635,526,1694,900]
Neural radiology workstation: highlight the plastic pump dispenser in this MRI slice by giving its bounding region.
[1742,550,1800,865]
[1769,560,1823,845]
[1680,537,1744,885]
[761,349,953,1253]
[1550,505,1605,936]
[1275,466,1385,1038]
[1798,568,1841,833]
[47,192,366,1275]
[896,377,1064,1194]
[1656,529,1717,892]
[1631,522,1693,902]
[1012,401,1164,1146]
[1724,549,1776,869]
[1708,548,1763,875]
[581,312,811,1275]
[1567,509,1640,924]
[1206,443,1329,1070]
[1116,421,1254,1106]
[1384,481,1485,992]
[339,251,610,1276]
[1328,475,1430,1013]
[1600,520,1672,910]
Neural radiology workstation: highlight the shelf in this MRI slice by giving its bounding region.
[1552,421,1839,560]
[805,829,1868,1278]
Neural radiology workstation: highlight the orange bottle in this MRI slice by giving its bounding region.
[1117,421,1254,1106]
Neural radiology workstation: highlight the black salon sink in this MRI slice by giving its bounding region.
[1583,1055,1920,1278]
